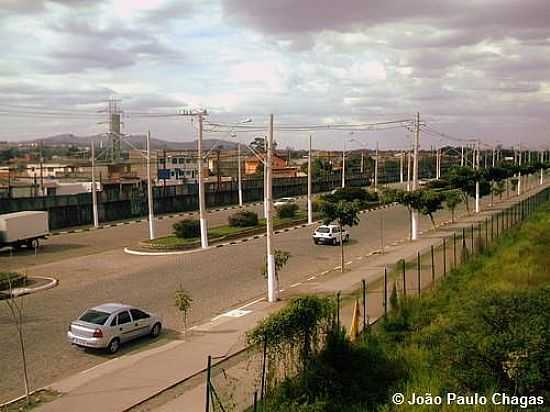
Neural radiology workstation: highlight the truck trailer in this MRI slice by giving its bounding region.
[0,211,49,250]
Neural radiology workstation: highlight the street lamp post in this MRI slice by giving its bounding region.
[146,130,155,240]
[91,141,99,228]
[266,114,277,303]
[307,134,313,225]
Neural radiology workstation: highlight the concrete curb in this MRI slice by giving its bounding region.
[1,276,58,299]
[123,203,397,257]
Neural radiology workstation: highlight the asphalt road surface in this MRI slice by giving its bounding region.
[0,191,493,402]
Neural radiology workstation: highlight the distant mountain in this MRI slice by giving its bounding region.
[24,134,238,151]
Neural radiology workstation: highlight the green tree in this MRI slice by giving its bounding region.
[385,189,444,228]
[444,189,462,223]
[174,286,193,334]
[320,200,361,273]
[261,249,291,285]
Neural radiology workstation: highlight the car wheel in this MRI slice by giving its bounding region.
[345,235,350,242]
[151,322,162,338]
[332,238,337,246]
[107,338,120,354]
[313,239,319,244]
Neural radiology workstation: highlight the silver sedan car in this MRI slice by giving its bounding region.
[67,303,162,354]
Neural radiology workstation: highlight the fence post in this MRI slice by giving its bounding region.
[431,245,435,283]
[384,268,388,317]
[417,251,421,295]
[485,218,488,248]
[253,391,258,412]
[462,227,467,262]
[491,215,494,241]
[453,232,457,268]
[471,224,475,254]
[336,291,341,328]
[402,259,407,297]
[443,238,447,276]
[206,355,212,412]
[261,335,267,400]
[362,279,367,332]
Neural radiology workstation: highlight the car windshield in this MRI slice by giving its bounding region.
[317,227,330,233]
[79,310,110,325]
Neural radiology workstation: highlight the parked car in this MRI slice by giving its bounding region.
[274,197,297,207]
[67,303,162,354]
[312,224,350,245]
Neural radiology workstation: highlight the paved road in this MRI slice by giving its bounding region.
[0,187,501,403]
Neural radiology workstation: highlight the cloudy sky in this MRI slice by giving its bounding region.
[1,0,550,150]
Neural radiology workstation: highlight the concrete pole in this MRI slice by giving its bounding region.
[411,112,420,240]
[198,115,208,248]
[475,140,480,214]
[399,152,404,183]
[517,145,522,196]
[237,143,243,207]
[341,142,346,188]
[266,114,277,303]
[264,138,268,218]
[540,150,544,185]
[360,151,364,174]
[307,135,313,225]
[91,142,99,228]
[461,145,464,166]
[492,147,496,167]
[146,130,155,240]
[374,142,379,191]
[406,149,411,191]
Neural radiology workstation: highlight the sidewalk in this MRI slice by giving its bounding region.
[35,183,548,412]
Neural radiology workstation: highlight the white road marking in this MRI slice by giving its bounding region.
[290,282,302,288]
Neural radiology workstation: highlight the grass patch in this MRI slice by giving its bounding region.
[0,272,27,291]
[0,390,61,412]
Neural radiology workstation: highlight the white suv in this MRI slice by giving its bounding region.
[312,224,350,245]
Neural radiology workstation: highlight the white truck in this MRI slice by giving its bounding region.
[0,211,49,250]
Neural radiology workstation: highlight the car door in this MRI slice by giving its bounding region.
[115,310,135,342]
[129,309,152,338]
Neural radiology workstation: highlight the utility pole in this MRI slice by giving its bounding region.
[475,140,480,214]
[91,142,99,227]
[374,142,379,191]
[237,143,243,207]
[266,114,277,303]
[198,113,208,248]
[39,140,44,196]
[460,145,464,166]
[540,150,544,185]
[307,135,313,225]
[399,152,404,184]
[406,149,411,191]
[411,112,420,240]
[517,143,522,196]
[341,141,346,188]
[360,151,364,174]
[492,147,496,167]
[146,131,155,240]
[264,138,268,218]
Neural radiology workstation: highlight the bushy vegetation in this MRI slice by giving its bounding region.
[276,203,299,219]
[321,187,378,206]
[0,271,27,291]
[173,219,201,238]
[259,201,550,412]
[228,210,259,227]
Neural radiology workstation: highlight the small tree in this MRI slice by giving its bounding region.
[386,189,444,228]
[320,200,361,273]
[3,279,31,405]
[174,285,193,335]
[444,190,462,223]
[261,249,291,284]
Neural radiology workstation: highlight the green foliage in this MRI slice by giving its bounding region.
[261,328,405,412]
[0,272,26,291]
[320,200,361,228]
[321,187,377,205]
[276,203,299,219]
[384,189,444,227]
[311,199,322,213]
[174,285,193,330]
[301,158,333,178]
[444,189,462,222]
[227,210,259,227]
[261,249,291,279]
[173,219,200,238]
[248,295,335,365]
[441,288,550,395]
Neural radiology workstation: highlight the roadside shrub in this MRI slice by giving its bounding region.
[173,219,200,239]
[311,199,322,213]
[276,203,299,219]
[228,210,258,227]
[322,187,378,206]
[0,271,27,291]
